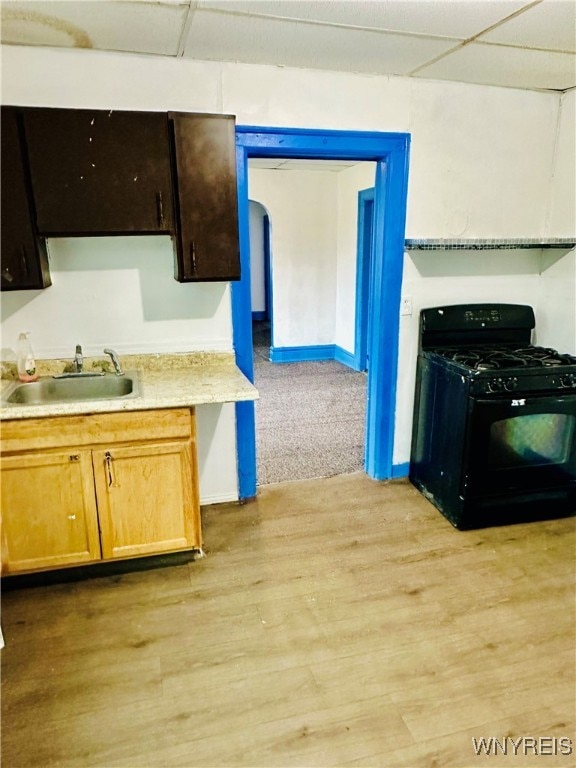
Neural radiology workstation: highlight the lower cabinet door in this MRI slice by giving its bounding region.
[92,441,199,560]
[0,451,101,573]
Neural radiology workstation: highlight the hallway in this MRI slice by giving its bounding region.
[253,322,367,485]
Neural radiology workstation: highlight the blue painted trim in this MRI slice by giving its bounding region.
[364,151,410,481]
[252,311,267,322]
[270,345,335,363]
[391,462,410,479]
[232,126,411,488]
[263,213,272,323]
[232,147,257,499]
[236,126,409,156]
[355,188,375,372]
[334,345,358,370]
[269,344,358,368]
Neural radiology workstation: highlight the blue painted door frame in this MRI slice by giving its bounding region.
[355,187,375,372]
[232,126,410,499]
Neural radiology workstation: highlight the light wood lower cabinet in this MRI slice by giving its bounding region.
[1,409,201,575]
[93,441,197,560]
[1,450,101,572]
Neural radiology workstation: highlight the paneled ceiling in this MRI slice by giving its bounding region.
[1,0,575,92]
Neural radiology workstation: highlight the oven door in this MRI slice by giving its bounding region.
[463,393,576,497]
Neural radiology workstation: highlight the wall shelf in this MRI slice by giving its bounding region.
[405,238,576,251]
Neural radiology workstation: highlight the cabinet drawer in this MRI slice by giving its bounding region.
[1,408,195,454]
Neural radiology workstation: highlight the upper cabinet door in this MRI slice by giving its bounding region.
[170,113,240,281]
[23,108,175,236]
[0,107,51,291]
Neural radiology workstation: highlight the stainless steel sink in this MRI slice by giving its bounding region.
[2,371,142,406]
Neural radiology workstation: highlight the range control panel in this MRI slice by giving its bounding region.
[471,372,576,396]
[464,308,501,324]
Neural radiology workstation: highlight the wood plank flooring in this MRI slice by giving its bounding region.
[1,473,575,767]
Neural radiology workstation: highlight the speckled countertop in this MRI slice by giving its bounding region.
[0,352,258,420]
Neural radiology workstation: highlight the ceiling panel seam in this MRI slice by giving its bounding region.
[193,7,468,43]
[474,39,576,56]
[407,0,548,77]
[177,1,197,57]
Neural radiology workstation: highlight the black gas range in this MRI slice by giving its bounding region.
[409,304,576,529]
[429,343,576,395]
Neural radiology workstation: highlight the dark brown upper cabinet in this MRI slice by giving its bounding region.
[1,106,240,289]
[170,113,240,282]
[1,107,51,291]
[23,108,174,236]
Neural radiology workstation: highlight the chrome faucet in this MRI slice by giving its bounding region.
[103,348,124,376]
[74,344,83,373]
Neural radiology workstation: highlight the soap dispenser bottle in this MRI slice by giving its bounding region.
[17,332,38,382]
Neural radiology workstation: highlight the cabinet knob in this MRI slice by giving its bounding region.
[69,454,80,461]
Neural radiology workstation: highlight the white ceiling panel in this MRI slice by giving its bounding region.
[0,0,191,55]
[0,0,574,92]
[198,0,532,40]
[479,0,576,53]
[183,9,460,75]
[415,41,576,91]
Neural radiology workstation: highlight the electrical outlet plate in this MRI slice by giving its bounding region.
[400,296,413,316]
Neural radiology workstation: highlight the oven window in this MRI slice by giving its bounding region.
[489,413,575,468]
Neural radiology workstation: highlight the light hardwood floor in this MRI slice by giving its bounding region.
[1,473,575,767]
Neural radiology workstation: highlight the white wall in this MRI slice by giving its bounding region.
[248,167,338,348]
[536,248,576,354]
[547,89,576,237]
[405,79,559,238]
[335,163,376,353]
[248,163,376,354]
[1,44,573,484]
[1,237,232,358]
[248,201,266,314]
[539,89,576,356]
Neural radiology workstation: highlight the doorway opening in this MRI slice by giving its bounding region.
[233,127,410,500]
[248,167,369,485]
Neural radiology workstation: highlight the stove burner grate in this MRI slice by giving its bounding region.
[431,345,576,370]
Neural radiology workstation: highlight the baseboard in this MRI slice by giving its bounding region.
[268,344,358,367]
[269,344,336,363]
[391,462,410,478]
[334,345,359,370]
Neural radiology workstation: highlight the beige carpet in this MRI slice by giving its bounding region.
[253,322,367,485]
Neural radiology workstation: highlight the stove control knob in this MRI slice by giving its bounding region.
[487,378,503,392]
[504,377,518,391]
[560,374,575,388]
